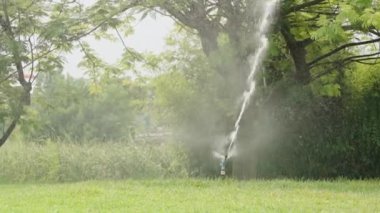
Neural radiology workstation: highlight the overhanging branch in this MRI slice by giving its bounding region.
[343,51,380,63]
[310,51,380,81]
[308,37,380,67]
[285,0,327,14]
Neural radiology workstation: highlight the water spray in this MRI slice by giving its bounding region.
[214,0,279,177]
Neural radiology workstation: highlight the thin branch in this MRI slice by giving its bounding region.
[311,51,380,68]
[0,71,18,84]
[22,45,56,69]
[114,26,143,60]
[355,60,380,65]
[78,40,97,71]
[311,53,380,81]
[369,29,380,37]
[114,26,143,77]
[352,56,380,63]
[308,37,380,67]
[298,10,337,16]
[147,7,198,36]
[28,36,34,82]
[1,0,27,86]
[31,71,40,84]
[114,26,128,52]
[343,51,380,63]
[31,59,42,84]
[311,62,346,81]
[285,0,327,14]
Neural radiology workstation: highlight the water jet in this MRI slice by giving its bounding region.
[214,0,279,177]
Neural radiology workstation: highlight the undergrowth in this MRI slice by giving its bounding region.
[0,139,189,183]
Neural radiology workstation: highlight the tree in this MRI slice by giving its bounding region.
[0,0,138,146]
[0,0,85,146]
[114,0,380,177]
[281,0,380,83]
[21,73,145,142]
[56,0,378,178]
[116,0,380,84]
[95,0,380,133]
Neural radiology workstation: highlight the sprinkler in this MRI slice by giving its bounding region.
[213,137,233,177]
[219,155,227,176]
[213,150,228,177]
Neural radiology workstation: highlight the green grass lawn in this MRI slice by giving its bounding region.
[0,179,379,212]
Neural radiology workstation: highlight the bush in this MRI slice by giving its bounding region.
[0,140,189,183]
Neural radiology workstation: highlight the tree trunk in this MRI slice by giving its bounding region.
[0,4,32,147]
[280,26,311,84]
[0,115,20,147]
[198,28,219,56]
[289,43,311,83]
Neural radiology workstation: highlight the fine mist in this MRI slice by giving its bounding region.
[166,0,280,178]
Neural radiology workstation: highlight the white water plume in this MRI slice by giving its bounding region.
[225,0,279,158]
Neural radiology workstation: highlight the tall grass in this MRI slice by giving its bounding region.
[0,140,189,183]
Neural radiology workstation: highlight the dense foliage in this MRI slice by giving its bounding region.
[20,73,149,141]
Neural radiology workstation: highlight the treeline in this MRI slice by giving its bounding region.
[20,74,150,142]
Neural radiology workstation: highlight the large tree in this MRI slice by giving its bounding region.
[112,0,380,177]
[124,0,380,84]
[0,0,129,146]
[0,0,81,146]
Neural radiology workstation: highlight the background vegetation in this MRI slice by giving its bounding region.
[0,139,188,183]
[1,0,380,181]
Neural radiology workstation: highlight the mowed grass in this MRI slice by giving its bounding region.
[0,179,379,212]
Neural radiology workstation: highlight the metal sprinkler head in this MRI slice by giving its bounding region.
[213,135,234,177]
[220,136,233,176]
[212,151,227,176]
[220,156,227,176]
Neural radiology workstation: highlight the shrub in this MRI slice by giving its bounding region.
[0,140,189,183]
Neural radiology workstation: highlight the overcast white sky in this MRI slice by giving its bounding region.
[63,1,174,78]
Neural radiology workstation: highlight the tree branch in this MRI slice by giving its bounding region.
[311,51,380,68]
[311,62,346,81]
[355,59,380,65]
[311,51,380,81]
[28,36,35,83]
[0,71,18,85]
[1,0,29,88]
[369,29,380,37]
[308,37,380,67]
[352,56,380,63]
[343,51,380,63]
[284,0,327,14]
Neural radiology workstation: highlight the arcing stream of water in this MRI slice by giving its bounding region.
[224,0,279,160]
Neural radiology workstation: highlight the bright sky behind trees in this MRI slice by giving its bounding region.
[64,0,174,78]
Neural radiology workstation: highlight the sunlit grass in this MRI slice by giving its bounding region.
[1,179,379,212]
